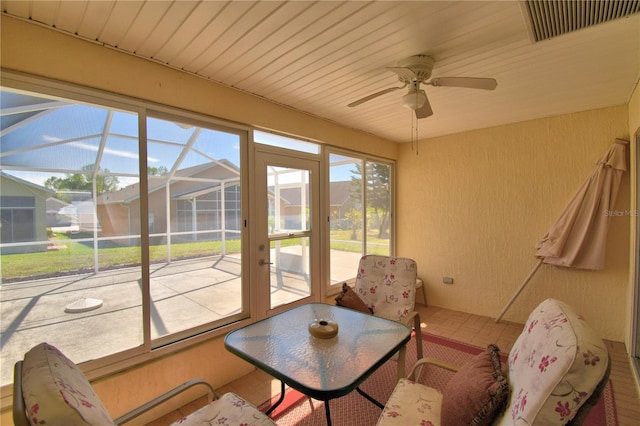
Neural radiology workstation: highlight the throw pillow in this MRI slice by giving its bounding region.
[335,283,373,314]
[441,344,508,426]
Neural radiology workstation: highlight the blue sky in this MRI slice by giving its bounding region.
[1,90,357,188]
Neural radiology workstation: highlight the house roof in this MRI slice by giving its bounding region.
[328,181,355,207]
[2,1,638,143]
[97,160,240,204]
[276,181,355,207]
[0,171,54,196]
[45,197,69,214]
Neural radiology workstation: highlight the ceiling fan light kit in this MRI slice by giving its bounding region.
[402,87,427,110]
[348,55,497,119]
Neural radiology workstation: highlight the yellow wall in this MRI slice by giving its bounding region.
[397,106,631,342]
[627,81,640,353]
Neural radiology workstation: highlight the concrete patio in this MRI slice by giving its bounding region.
[0,249,362,386]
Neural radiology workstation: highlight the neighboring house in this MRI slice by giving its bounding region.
[0,172,53,253]
[47,192,98,232]
[328,181,357,225]
[95,163,357,243]
[96,160,241,244]
[46,197,72,227]
[271,185,304,230]
[276,181,357,230]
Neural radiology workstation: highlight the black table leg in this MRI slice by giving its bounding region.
[265,381,286,415]
[356,386,384,409]
[324,399,332,426]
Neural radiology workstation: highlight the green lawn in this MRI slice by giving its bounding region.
[329,229,389,255]
[1,232,241,281]
[2,230,388,281]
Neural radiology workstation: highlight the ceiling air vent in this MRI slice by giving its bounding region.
[521,0,640,42]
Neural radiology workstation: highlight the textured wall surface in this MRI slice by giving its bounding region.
[626,83,639,349]
[397,106,630,341]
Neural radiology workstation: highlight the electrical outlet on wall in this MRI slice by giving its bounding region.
[443,277,454,284]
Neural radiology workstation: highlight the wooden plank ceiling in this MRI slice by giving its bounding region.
[2,1,639,143]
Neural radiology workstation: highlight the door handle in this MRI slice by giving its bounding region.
[259,259,273,266]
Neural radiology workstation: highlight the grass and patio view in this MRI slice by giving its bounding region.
[1,230,387,281]
[0,229,387,385]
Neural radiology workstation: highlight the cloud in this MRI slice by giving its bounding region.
[43,135,63,142]
[69,141,160,162]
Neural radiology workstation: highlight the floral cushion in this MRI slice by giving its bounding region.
[170,392,275,425]
[354,255,417,322]
[377,378,443,425]
[494,298,609,425]
[21,342,114,425]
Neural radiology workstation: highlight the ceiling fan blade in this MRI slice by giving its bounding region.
[429,77,497,90]
[386,66,418,82]
[414,95,433,119]
[348,85,405,107]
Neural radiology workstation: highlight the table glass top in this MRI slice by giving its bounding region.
[224,303,411,396]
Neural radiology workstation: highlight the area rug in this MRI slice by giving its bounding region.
[258,333,618,425]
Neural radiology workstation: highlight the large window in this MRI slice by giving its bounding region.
[0,77,396,389]
[0,87,247,386]
[146,114,244,344]
[327,150,394,287]
[1,196,36,243]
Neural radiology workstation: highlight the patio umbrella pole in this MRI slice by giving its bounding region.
[495,258,543,322]
[496,140,627,323]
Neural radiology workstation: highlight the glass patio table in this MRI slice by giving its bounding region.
[224,303,411,425]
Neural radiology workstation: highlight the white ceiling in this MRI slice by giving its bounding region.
[2,1,639,143]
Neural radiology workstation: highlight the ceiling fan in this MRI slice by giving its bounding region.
[348,55,497,119]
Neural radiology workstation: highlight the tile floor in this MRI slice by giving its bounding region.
[147,303,640,425]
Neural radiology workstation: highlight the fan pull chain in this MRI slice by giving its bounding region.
[415,114,419,155]
[410,111,419,155]
[410,111,416,151]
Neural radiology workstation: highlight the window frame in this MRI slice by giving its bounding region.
[324,146,396,295]
[0,70,252,381]
[0,196,36,243]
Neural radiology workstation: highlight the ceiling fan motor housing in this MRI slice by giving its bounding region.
[396,55,435,83]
